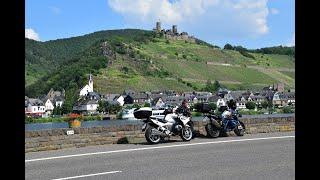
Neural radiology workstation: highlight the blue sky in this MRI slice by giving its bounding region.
[25,0,294,49]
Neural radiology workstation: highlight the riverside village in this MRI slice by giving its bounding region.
[25,22,295,124]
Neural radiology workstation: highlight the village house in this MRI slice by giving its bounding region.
[208,95,226,108]
[102,93,124,106]
[25,97,46,117]
[73,92,101,114]
[132,93,150,104]
[272,92,295,107]
[79,74,94,97]
[165,95,190,107]
[251,95,266,107]
[151,97,166,109]
[236,101,247,109]
[41,88,65,116]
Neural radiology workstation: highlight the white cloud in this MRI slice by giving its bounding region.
[108,0,269,40]
[25,28,40,41]
[270,8,279,15]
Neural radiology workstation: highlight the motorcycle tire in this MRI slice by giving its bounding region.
[234,121,246,136]
[180,126,193,141]
[145,127,161,144]
[219,129,228,137]
[205,123,220,138]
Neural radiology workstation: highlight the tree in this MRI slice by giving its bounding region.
[224,43,233,50]
[132,104,141,109]
[53,104,62,116]
[61,101,72,115]
[245,102,256,110]
[208,103,217,111]
[203,80,214,92]
[282,106,293,113]
[261,101,269,109]
[213,80,221,91]
[144,102,151,107]
[105,102,122,114]
[97,100,106,113]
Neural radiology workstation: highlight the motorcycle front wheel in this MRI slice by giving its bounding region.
[205,123,220,138]
[180,126,193,141]
[145,127,161,144]
[234,121,246,136]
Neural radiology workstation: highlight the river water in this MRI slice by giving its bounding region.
[25,113,294,131]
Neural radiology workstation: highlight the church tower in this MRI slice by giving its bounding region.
[88,73,93,92]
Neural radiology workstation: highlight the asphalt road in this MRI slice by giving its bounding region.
[25,132,295,180]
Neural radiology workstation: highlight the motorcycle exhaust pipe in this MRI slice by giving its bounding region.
[151,129,168,136]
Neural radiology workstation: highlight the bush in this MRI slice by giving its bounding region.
[192,111,202,117]
[261,101,269,109]
[245,102,256,110]
[182,54,187,59]
[282,106,294,113]
[208,103,217,111]
[165,40,170,44]
[83,115,100,121]
[239,50,255,59]
[25,116,34,124]
[144,102,151,107]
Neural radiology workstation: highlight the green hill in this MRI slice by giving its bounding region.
[25,29,295,109]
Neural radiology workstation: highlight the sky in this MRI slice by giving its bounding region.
[25,0,294,49]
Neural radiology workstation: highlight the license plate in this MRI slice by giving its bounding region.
[142,123,147,131]
[238,125,243,129]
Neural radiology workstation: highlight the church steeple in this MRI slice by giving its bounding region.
[88,73,93,91]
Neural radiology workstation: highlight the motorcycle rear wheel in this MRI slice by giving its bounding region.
[145,127,161,144]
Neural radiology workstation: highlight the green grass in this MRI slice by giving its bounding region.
[93,37,294,93]
[157,59,278,84]
[280,71,295,79]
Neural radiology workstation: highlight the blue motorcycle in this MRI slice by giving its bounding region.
[204,109,245,138]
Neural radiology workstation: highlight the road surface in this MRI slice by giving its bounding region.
[26,132,295,180]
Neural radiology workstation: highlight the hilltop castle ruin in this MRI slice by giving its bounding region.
[153,21,196,43]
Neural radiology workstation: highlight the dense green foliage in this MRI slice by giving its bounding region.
[26,29,295,111]
[224,43,295,57]
[282,106,294,113]
[250,46,295,57]
[245,102,256,110]
[203,80,222,92]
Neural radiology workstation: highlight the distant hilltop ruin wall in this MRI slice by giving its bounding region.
[153,21,196,43]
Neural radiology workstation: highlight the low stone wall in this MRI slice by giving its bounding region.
[25,116,295,153]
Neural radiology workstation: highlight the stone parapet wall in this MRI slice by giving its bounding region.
[25,116,294,153]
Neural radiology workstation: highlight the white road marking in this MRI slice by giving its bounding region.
[51,171,121,180]
[26,135,294,163]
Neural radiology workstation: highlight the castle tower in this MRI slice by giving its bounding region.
[172,25,177,34]
[156,21,161,32]
[88,73,93,92]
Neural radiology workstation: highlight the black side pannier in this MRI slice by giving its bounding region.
[133,107,152,119]
[195,102,211,113]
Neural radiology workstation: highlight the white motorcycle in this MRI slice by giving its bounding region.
[133,107,194,144]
